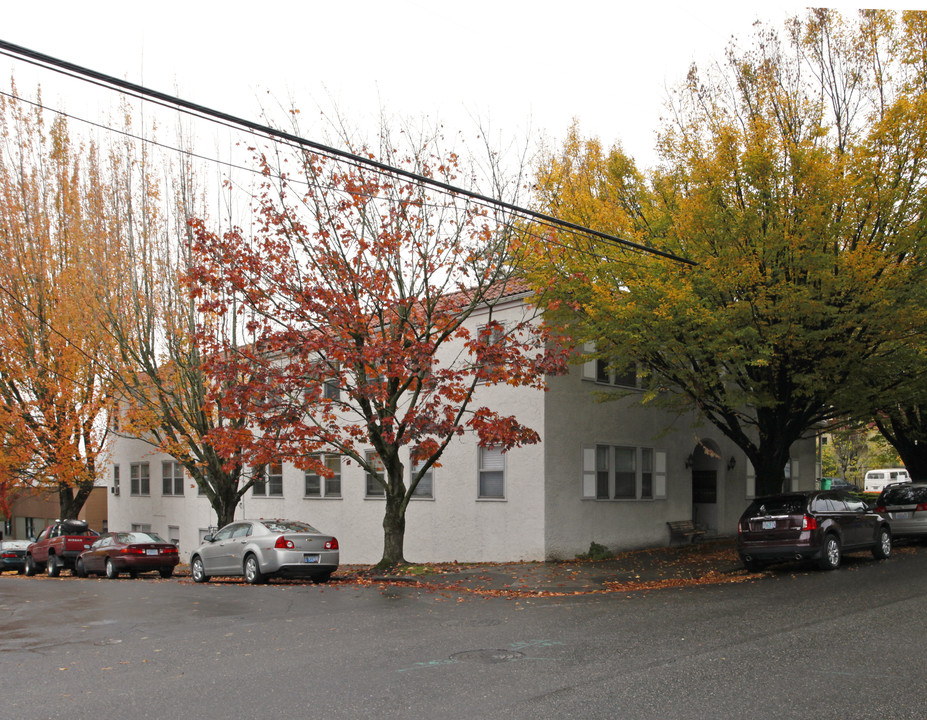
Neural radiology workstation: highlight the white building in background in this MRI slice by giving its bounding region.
[106,287,817,565]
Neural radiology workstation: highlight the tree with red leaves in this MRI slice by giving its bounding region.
[187,131,568,568]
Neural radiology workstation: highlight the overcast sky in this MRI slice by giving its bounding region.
[2,2,924,171]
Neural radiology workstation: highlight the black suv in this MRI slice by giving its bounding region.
[737,491,892,572]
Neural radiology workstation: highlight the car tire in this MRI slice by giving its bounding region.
[75,558,87,578]
[159,568,174,579]
[24,555,36,577]
[191,555,209,583]
[872,527,892,560]
[46,554,61,578]
[818,534,842,571]
[105,558,119,579]
[243,554,265,585]
[311,572,332,584]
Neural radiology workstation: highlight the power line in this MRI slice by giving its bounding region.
[0,39,696,268]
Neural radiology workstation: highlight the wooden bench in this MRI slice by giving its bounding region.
[667,520,706,544]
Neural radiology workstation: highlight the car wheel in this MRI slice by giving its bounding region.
[105,558,119,579]
[159,567,174,579]
[873,527,892,560]
[243,554,265,585]
[191,556,209,583]
[46,554,61,578]
[129,570,138,579]
[75,558,87,578]
[818,534,842,571]
[24,555,36,577]
[311,572,332,584]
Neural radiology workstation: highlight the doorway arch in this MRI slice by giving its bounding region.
[690,439,721,532]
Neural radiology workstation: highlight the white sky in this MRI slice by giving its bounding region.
[2,1,925,172]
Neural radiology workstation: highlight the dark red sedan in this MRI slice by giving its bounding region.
[75,531,179,579]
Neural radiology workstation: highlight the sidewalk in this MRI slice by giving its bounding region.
[340,537,749,597]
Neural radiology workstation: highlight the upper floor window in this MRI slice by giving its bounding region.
[162,461,184,496]
[253,462,283,497]
[305,455,342,498]
[130,463,150,496]
[583,343,638,388]
[365,452,385,497]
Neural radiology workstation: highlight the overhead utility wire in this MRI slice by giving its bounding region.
[0,39,696,267]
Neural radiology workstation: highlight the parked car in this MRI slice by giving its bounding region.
[24,519,99,576]
[875,483,927,540]
[737,490,892,571]
[819,477,861,492]
[75,531,180,579]
[0,540,30,574]
[190,518,339,585]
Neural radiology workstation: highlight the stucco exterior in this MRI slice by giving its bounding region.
[105,292,817,564]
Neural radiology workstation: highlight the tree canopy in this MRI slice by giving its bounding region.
[187,125,567,566]
[528,10,927,495]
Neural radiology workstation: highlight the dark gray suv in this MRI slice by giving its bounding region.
[737,491,892,572]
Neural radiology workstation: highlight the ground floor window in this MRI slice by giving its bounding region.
[305,455,342,498]
[583,445,665,500]
[478,446,505,499]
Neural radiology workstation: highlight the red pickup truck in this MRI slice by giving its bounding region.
[24,520,100,577]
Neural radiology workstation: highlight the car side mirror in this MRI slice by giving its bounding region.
[203,534,214,543]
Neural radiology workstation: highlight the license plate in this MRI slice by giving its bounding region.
[146,549,158,555]
[762,520,776,530]
[894,512,912,520]
[303,554,320,564]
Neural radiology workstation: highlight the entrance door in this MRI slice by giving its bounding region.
[691,440,721,532]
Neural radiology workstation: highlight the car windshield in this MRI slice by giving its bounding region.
[745,495,807,516]
[261,519,319,534]
[114,532,168,544]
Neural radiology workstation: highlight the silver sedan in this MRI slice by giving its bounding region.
[190,519,339,585]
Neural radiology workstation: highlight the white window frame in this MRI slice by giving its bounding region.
[130,462,150,496]
[162,461,185,496]
[581,342,638,389]
[365,452,386,497]
[252,462,283,497]
[478,446,505,499]
[305,455,342,498]
[410,459,434,499]
[582,445,666,500]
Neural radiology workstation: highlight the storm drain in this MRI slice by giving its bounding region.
[450,649,525,664]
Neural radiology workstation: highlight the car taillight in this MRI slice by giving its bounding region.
[274,536,295,549]
[120,547,145,555]
[916,503,927,512]
[164,546,178,555]
[1,552,16,558]
[324,538,339,550]
[801,515,818,531]
[875,506,887,513]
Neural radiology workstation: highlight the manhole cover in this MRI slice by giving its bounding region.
[450,649,525,664]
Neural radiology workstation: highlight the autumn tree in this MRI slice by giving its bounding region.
[529,10,927,496]
[0,84,117,518]
[187,125,567,568]
[94,113,254,529]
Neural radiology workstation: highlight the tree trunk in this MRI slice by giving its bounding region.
[378,491,407,569]
[57,481,93,520]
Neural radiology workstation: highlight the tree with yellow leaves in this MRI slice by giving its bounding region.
[529,10,927,496]
[0,84,118,518]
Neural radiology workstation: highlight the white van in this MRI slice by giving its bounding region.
[863,468,910,493]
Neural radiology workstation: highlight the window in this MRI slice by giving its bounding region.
[130,463,150,496]
[168,525,180,546]
[162,461,184,496]
[305,455,342,498]
[131,523,152,532]
[253,462,283,497]
[583,446,665,501]
[323,374,341,401]
[113,465,120,496]
[477,322,504,379]
[478,446,505,499]
[411,459,433,498]
[366,452,385,497]
[583,343,638,388]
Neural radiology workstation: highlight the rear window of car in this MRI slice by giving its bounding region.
[262,519,319,534]
[745,496,807,516]
[881,485,927,505]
